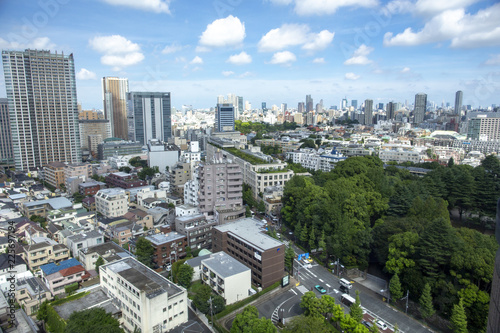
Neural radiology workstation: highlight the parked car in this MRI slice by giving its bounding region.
[315,285,327,294]
[361,320,373,329]
[375,320,388,330]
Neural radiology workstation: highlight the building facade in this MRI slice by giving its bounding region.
[127,92,172,144]
[0,98,13,166]
[95,188,129,218]
[102,77,129,140]
[2,49,81,170]
[215,103,235,132]
[364,99,373,125]
[44,162,67,189]
[145,233,188,268]
[467,114,500,141]
[414,93,427,124]
[175,214,216,250]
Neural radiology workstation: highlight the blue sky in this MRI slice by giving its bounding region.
[1,0,499,110]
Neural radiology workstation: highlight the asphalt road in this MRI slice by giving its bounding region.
[256,234,434,333]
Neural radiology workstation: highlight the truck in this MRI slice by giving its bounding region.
[339,278,352,289]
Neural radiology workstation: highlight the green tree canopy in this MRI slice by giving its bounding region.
[177,264,194,288]
[390,273,403,301]
[450,299,468,333]
[419,283,435,319]
[135,237,154,268]
[95,256,105,274]
[65,307,124,333]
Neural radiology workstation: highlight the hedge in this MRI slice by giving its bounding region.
[51,291,90,307]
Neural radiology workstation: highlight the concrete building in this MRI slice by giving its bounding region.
[175,214,216,250]
[44,162,67,189]
[379,147,426,164]
[64,163,92,194]
[212,218,285,288]
[286,148,346,172]
[66,230,104,257]
[21,241,70,271]
[40,258,89,296]
[467,114,500,141]
[137,188,168,208]
[78,241,133,271]
[103,77,129,140]
[364,99,373,125]
[201,252,251,305]
[78,181,106,196]
[414,93,427,124]
[22,197,73,218]
[2,49,81,170]
[127,92,172,144]
[170,162,192,196]
[96,188,129,218]
[215,103,235,132]
[147,140,180,174]
[455,90,463,116]
[0,98,13,166]
[79,119,111,154]
[13,277,51,315]
[145,232,187,268]
[105,172,147,189]
[97,138,143,160]
[99,257,188,332]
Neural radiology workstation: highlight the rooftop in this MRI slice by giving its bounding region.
[40,258,82,276]
[146,232,185,245]
[102,257,184,299]
[67,230,103,243]
[24,197,73,210]
[80,241,132,262]
[213,218,284,251]
[202,252,250,278]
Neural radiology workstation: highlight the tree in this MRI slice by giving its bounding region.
[245,205,252,217]
[193,284,212,314]
[257,200,265,213]
[95,256,105,274]
[308,225,316,250]
[350,290,363,323]
[390,273,403,301]
[135,237,154,268]
[73,192,84,203]
[119,166,131,173]
[282,315,331,333]
[450,299,468,333]
[448,157,455,168]
[36,300,49,322]
[300,224,308,245]
[231,305,276,333]
[177,264,194,288]
[211,295,226,315]
[300,291,321,317]
[419,283,435,319]
[65,307,124,333]
[285,246,295,273]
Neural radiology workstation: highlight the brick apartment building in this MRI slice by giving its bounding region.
[144,233,187,269]
[212,218,285,288]
[105,172,146,189]
[78,181,106,196]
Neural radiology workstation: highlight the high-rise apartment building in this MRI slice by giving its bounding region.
[237,96,243,119]
[298,102,305,113]
[102,77,129,140]
[351,100,358,110]
[414,93,427,124]
[387,101,396,121]
[455,90,463,116]
[306,95,313,112]
[127,92,172,145]
[2,49,81,171]
[0,98,14,166]
[215,103,235,132]
[467,114,500,141]
[364,99,373,125]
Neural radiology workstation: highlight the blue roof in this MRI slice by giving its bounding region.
[40,258,82,275]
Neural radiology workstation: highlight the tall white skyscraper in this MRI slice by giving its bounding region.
[2,49,81,170]
[102,77,129,140]
[455,90,463,116]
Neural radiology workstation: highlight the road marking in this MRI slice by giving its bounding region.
[326,283,331,288]
[319,279,324,282]
[297,285,308,294]
[290,289,297,295]
[333,289,339,294]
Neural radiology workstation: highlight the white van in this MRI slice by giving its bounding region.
[339,278,352,289]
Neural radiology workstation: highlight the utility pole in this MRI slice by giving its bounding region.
[208,296,213,329]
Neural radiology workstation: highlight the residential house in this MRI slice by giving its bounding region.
[78,241,133,271]
[66,230,104,257]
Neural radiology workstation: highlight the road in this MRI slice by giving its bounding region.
[257,234,433,332]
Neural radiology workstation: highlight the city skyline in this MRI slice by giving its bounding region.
[0,1,499,110]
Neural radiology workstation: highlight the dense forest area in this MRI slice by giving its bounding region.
[281,155,500,332]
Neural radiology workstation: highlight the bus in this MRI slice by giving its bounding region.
[341,294,356,307]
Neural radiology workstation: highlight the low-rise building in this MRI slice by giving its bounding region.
[66,230,104,257]
[21,241,70,271]
[145,233,187,269]
[22,197,73,218]
[0,254,32,286]
[175,214,216,250]
[105,172,147,189]
[40,258,89,296]
[78,241,133,271]
[99,257,188,332]
[96,188,129,218]
[201,252,251,305]
[44,161,66,189]
[137,188,168,208]
[78,181,106,196]
[14,277,51,315]
[212,218,285,288]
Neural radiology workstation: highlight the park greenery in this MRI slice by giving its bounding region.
[281,154,500,333]
[231,305,276,333]
[235,120,298,137]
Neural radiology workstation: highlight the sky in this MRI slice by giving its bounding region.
[0,0,500,110]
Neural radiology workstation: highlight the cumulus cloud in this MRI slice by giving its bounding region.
[384,4,500,48]
[190,56,203,64]
[313,57,325,64]
[100,0,170,13]
[302,30,335,51]
[76,68,97,80]
[162,43,184,54]
[344,44,374,65]
[267,0,293,4]
[199,15,246,48]
[258,24,334,52]
[269,51,296,65]
[0,36,56,50]
[401,67,411,73]
[227,51,252,65]
[89,35,144,70]
[294,0,378,16]
[414,0,480,16]
[222,71,235,76]
[484,54,500,66]
[345,72,360,80]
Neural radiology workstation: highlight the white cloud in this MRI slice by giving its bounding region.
[162,43,184,54]
[222,71,235,76]
[195,46,211,53]
[190,56,203,64]
[258,24,309,52]
[401,67,411,73]
[0,36,56,50]
[269,51,296,65]
[199,15,246,48]
[484,54,500,66]
[294,0,378,16]
[313,57,325,64]
[302,30,335,51]
[100,0,170,13]
[267,0,293,5]
[414,0,480,16]
[239,71,253,78]
[76,68,97,80]
[227,51,252,65]
[89,35,144,70]
[345,72,360,80]
[344,44,374,65]
[384,4,500,48]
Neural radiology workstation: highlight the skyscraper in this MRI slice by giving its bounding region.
[351,100,358,110]
[102,77,129,140]
[306,95,313,112]
[298,102,305,113]
[364,99,373,125]
[262,102,267,112]
[0,98,13,166]
[387,102,396,121]
[237,96,243,119]
[341,98,348,110]
[127,92,172,145]
[455,90,463,116]
[2,49,81,170]
[215,103,235,132]
[414,93,427,124]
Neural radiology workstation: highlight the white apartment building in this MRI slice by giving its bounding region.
[95,188,129,218]
[100,257,188,333]
[137,188,168,208]
[378,147,425,164]
[175,204,199,217]
[201,252,251,305]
